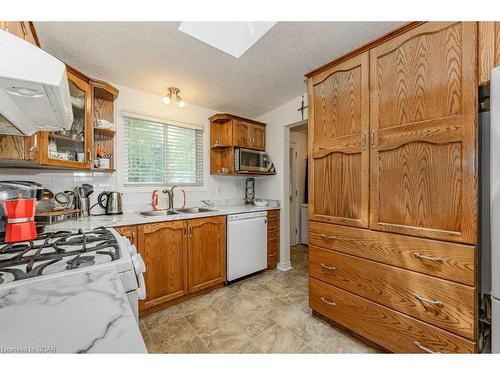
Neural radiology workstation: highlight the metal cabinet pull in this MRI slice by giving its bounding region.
[413,293,443,307]
[130,232,135,245]
[320,297,336,306]
[320,263,336,271]
[320,233,336,240]
[188,224,193,237]
[361,130,367,150]
[414,341,441,354]
[370,129,376,149]
[29,133,38,153]
[411,252,444,263]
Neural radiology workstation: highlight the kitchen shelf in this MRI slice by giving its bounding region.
[92,168,116,173]
[49,134,84,143]
[213,171,276,176]
[210,144,232,149]
[94,127,116,136]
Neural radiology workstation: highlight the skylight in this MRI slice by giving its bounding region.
[178,22,277,59]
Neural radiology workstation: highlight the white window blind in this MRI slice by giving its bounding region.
[124,116,203,186]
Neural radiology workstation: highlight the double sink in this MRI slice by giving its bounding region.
[139,207,217,217]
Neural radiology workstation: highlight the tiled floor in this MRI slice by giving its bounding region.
[139,244,375,353]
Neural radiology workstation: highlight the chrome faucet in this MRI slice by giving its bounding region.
[163,186,177,210]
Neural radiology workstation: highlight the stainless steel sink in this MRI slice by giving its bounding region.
[139,210,180,217]
[175,207,217,214]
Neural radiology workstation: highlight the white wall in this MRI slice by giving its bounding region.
[256,94,308,271]
[0,84,251,213]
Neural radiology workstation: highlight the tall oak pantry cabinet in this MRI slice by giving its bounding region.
[307,22,480,353]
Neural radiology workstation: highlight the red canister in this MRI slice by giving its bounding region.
[2,198,37,242]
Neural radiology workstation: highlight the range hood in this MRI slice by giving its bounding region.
[0,30,73,136]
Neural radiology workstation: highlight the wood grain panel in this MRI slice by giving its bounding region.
[378,141,462,234]
[478,21,500,85]
[187,216,226,293]
[234,121,251,148]
[309,247,475,339]
[138,221,187,309]
[308,221,475,285]
[115,225,138,246]
[309,278,476,353]
[369,22,477,244]
[0,135,27,160]
[308,51,369,228]
[267,209,280,269]
[313,152,362,224]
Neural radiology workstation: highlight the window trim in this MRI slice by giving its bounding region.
[122,110,205,188]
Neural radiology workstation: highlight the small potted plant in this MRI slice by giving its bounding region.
[96,145,111,169]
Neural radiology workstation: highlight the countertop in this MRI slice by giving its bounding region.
[0,268,147,354]
[47,203,280,231]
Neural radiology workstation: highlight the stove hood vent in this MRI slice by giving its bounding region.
[0,30,73,136]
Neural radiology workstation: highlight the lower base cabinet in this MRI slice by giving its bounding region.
[310,278,476,353]
[117,215,226,316]
[267,209,280,268]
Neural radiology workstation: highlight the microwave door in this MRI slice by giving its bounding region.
[240,149,268,172]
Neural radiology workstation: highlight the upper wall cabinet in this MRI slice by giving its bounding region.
[37,69,93,169]
[478,22,500,85]
[0,21,38,46]
[308,52,370,228]
[369,22,477,244]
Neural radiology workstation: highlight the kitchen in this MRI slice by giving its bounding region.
[1,1,500,371]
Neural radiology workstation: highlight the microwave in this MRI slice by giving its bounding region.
[234,148,270,173]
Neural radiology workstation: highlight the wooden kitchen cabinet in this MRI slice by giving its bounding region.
[306,22,479,353]
[1,21,39,46]
[115,225,138,246]
[133,216,226,315]
[38,69,93,169]
[187,216,226,293]
[235,121,266,151]
[137,221,187,311]
[478,21,500,85]
[267,210,280,268]
[250,123,266,150]
[308,51,370,228]
[369,22,477,244]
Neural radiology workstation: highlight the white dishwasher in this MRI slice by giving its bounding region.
[227,211,268,282]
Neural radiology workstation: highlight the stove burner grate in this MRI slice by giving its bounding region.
[66,255,96,270]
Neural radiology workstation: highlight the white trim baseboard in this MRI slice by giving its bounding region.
[277,261,293,272]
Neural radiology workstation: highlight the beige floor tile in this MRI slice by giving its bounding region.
[198,321,252,353]
[138,244,374,354]
[252,324,310,353]
[185,306,232,334]
[142,304,184,330]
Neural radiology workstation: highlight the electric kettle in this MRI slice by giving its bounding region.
[97,191,123,215]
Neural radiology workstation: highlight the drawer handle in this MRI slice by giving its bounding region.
[411,252,443,263]
[320,297,336,306]
[413,293,443,307]
[320,263,336,271]
[320,234,336,240]
[414,341,441,354]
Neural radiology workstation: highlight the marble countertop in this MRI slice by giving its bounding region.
[47,203,280,231]
[0,269,147,353]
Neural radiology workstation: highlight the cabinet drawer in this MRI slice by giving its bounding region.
[310,247,475,339]
[309,278,476,353]
[309,221,475,285]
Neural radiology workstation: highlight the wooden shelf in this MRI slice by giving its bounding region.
[212,171,276,176]
[94,127,116,136]
[49,133,84,143]
[210,144,232,149]
[92,168,115,173]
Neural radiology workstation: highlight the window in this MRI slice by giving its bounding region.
[124,116,203,186]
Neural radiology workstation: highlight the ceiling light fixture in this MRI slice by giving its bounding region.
[162,87,186,108]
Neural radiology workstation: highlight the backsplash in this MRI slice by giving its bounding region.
[0,168,263,214]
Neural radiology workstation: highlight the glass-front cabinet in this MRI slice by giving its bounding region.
[38,70,92,169]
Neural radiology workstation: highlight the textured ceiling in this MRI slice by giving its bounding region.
[35,21,404,118]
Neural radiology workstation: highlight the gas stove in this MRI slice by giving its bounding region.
[0,228,121,285]
[0,227,146,319]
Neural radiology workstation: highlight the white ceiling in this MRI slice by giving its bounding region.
[34,22,404,118]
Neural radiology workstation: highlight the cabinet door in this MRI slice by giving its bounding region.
[39,70,92,169]
[1,21,37,46]
[478,21,500,85]
[251,124,266,150]
[138,221,187,310]
[369,22,477,244]
[234,120,251,148]
[187,216,226,293]
[308,52,370,228]
[115,225,138,246]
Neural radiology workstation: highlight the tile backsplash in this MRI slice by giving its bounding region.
[0,168,261,214]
